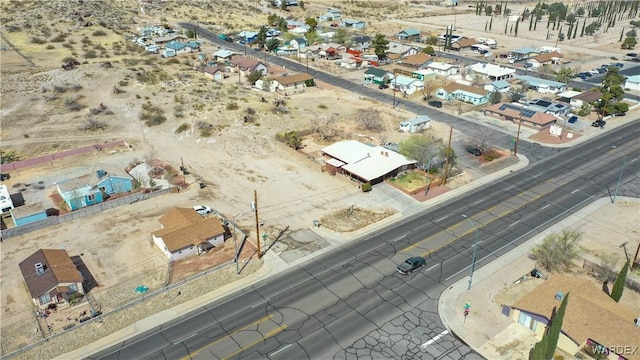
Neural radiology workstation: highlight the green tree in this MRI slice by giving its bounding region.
[485,5,493,16]
[267,13,281,26]
[246,70,263,85]
[494,4,500,14]
[611,260,630,302]
[265,38,280,52]
[398,135,439,169]
[426,35,439,45]
[283,130,302,149]
[531,230,582,271]
[601,66,626,94]
[489,90,502,104]
[333,28,350,44]
[576,7,585,16]
[257,26,268,48]
[299,0,304,10]
[280,0,287,10]
[566,13,576,24]
[305,17,318,32]
[372,34,389,60]
[185,29,196,38]
[544,293,570,360]
[422,46,436,55]
[622,36,637,49]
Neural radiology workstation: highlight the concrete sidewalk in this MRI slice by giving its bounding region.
[437,197,633,359]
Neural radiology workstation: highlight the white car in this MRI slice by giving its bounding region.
[192,205,213,215]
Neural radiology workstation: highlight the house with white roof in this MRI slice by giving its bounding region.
[399,116,431,133]
[484,80,511,93]
[321,140,417,185]
[515,75,566,94]
[392,75,424,95]
[426,62,459,76]
[625,74,640,91]
[0,184,14,213]
[386,41,419,59]
[466,63,516,81]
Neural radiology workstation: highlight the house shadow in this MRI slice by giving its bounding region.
[10,192,25,207]
[71,255,99,293]
[602,280,610,295]
[46,208,60,216]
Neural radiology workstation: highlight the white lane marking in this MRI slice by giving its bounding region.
[508,220,519,228]
[421,330,449,348]
[271,344,292,356]
[472,199,483,205]
[541,204,550,210]
[570,188,580,194]
[425,264,439,272]
[436,215,448,222]
[176,332,198,343]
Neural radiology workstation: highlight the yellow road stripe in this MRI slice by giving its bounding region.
[222,325,288,360]
[181,314,274,360]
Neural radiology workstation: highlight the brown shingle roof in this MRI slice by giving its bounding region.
[401,53,432,66]
[511,274,640,358]
[531,51,563,63]
[230,56,266,71]
[454,38,478,48]
[572,90,603,103]
[153,207,226,253]
[18,249,82,299]
[203,66,223,75]
[442,82,489,97]
[273,73,313,86]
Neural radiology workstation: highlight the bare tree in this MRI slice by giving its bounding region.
[79,118,107,131]
[466,127,499,154]
[422,80,438,101]
[311,114,338,141]
[356,107,383,131]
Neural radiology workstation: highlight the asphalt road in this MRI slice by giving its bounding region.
[88,27,640,359]
[90,85,640,360]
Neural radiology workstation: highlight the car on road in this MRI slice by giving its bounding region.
[428,100,443,108]
[575,72,591,80]
[611,62,624,68]
[397,257,426,275]
[192,205,213,215]
[591,119,606,128]
[567,115,578,124]
[378,83,389,90]
[466,148,482,156]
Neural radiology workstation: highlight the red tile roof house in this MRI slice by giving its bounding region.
[18,249,84,309]
[229,56,268,77]
[152,207,227,261]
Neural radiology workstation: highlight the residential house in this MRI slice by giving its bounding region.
[397,28,421,41]
[393,75,424,95]
[352,35,371,49]
[321,140,417,185]
[18,249,84,309]
[337,58,361,69]
[527,51,563,68]
[466,63,516,81]
[162,40,199,58]
[325,8,342,20]
[399,53,433,70]
[0,184,14,213]
[203,66,224,81]
[399,116,431,133]
[624,74,640,91]
[290,26,310,35]
[10,202,47,227]
[229,56,268,76]
[509,46,540,62]
[426,61,459,76]
[484,80,511,93]
[555,90,582,103]
[526,98,571,116]
[153,34,187,46]
[484,102,557,129]
[213,49,236,63]
[503,274,640,360]
[570,91,603,108]
[340,19,366,29]
[237,31,258,44]
[412,69,437,81]
[451,38,478,51]
[386,41,419,59]
[290,38,307,49]
[436,83,490,105]
[56,166,134,211]
[515,75,566,94]
[152,207,227,261]
[257,73,313,92]
[286,20,306,30]
[364,67,392,85]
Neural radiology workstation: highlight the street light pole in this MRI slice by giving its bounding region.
[611,146,627,203]
[513,106,526,157]
[462,214,479,291]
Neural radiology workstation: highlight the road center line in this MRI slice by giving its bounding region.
[421,329,449,348]
[435,215,448,222]
[425,264,439,272]
[541,204,550,210]
[571,188,580,194]
[508,220,519,227]
[270,344,292,356]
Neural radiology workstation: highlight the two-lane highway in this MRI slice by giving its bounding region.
[91,117,639,359]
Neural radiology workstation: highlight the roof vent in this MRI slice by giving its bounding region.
[555,291,564,301]
[35,263,45,276]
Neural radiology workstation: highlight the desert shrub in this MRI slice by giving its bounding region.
[361,182,372,192]
[118,80,129,87]
[175,123,190,133]
[31,36,47,44]
[84,49,97,58]
[165,58,180,65]
[80,118,108,131]
[61,56,76,63]
[64,97,85,111]
[62,43,73,49]
[53,85,69,93]
[46,44,55,50]
[318,104,328,109]
[51,33,67,42]
[0,149,21,164]
[92,30,107,36]
[68,39,76,44]
[226,102,239,110]
[139,102,167,126]
[81,37,92,44]
[531,230,582,271]
[200,128,212,137]
[94,44,106,51]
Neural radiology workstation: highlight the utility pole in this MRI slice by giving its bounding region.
[254,190,262,259]
[442,124,453,185]
[632,241,640,270]
[514,107,525,156]
[181,157,186,186]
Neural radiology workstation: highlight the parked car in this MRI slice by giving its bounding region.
[466,148,482,156]
[428,100,443,108]
[0,173,10,181]
[378,83,389,90]
[613,62,624,68]
[397,257,426,275]
[192,205,213,215]
[575,72,590,80]
[591,119,606,128]
[626,52,637,57]
[499,53,509,58]
[523,62,533,68]
[567,115,578,124]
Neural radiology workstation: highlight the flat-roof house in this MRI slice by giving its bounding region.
[570,91,603,108]
[397,28,421,40]
[324,8,342,20]
[10,202,47,227]
[399,53,433,69]
[393,75,424,95]
[257,73,314,92]
[18,249,84,309]
[624,74,640,91]
[364,67,392,85]
[399,116,431,133]
[56,166,134,211]
[321,140,417,185]
[484,80,511,93]
[510,46,540,60]
[526,98,571,116]
[527,51,563,67]
[484,102,557,129]
[237,31,258,44]
[152,207,227,261]
[436,83,490,105]
[426,61,459,76]
[555,90,582,103]
[411,69,437,81]
[466,63,516,81]
[504,275,640,360]
[386,41,419,58]
[340,19,366,29]
[0,184,14,213]
[213,49,236,62]
[515,75,566,94]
